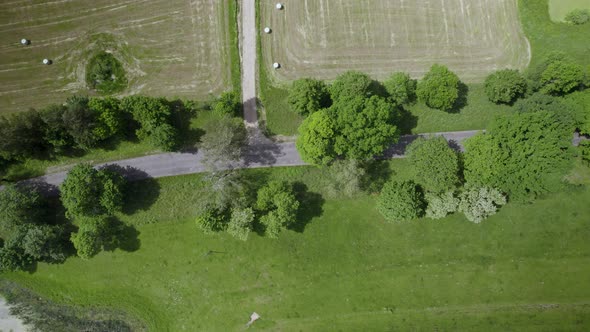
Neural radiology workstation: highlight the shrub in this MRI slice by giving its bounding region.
[326,159,365,198]
[213,91,241,117]
[329,71,375,102]
[88,97,125,140]
[425,191,459,220]
[565,9,590,25]
[0,110,46,161]
[227,207,255,241]
[407,136,460,193]
[377,180,425,222]
[484,69,527,104]
[195,205,227,234]
[540,60,585,95]
[288,78,331,115]
[120,96,178,151]
[296,110,337,165]
[384,72,416,105]
[416,64,460,111]
[39,104,74,154]
[85,51,127,94]
[0,185,45,233]
[580,141,590,165]
[458,186,506,223]
[63,96,102,151]
[256,181,299,238]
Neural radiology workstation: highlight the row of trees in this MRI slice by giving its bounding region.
[0,95,198,168]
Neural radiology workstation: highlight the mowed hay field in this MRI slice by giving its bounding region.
[548,0,590,21]
[0,0,232,114]
[261,0,530,83]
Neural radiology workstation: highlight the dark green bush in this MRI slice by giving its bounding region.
[85,51,127,94]
[565,9,590,25]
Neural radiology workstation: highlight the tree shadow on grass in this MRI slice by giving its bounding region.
[103,218,141,253]
[397,106,418,135]
[361,160,393,193]
[169,99,207,152]
[448,82,469,114]
[98,165,161,215]
[290,182,325,233]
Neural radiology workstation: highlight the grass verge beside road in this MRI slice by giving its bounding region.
[3,162,590,330]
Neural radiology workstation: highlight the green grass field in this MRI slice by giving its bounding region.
[2,162,590,331]
[0,0,235,114]
[548,0,590,21]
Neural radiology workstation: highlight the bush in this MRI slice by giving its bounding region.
[195,205,227,234]
[540,60,585,95]
[288,78,331,115]
[85,51,127,94]
[0,185,45,233]
[565,9,590,25]
[458,186,506,223]
[227,207,254,241]
[296,110,337,165]
[326,159,365,198]
[416,64,460,111]
[88,97,126,140]
[407,136,460,193]
[0,110,46,161]
[329,71,376,102]
[63,96,102,151]
[484,69,527,104]
[425,191,459,220]
[384,72,416,105]
[377,180,425,222]
[580,141,590,165]
[120,96,178,151]
[213,91,241,117]
[40,104,74,154]
[256,181,299,238]
[71,215,118,259]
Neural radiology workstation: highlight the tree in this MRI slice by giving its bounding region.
[484,69,527,104]
[0,185,45,234]
[195,204,227,234]
[377,180,425,222]
[201,116,247,170]
[333,96,399,160]
[296,110,337,165]
[515,93,578,131]
[88,97,125,140]
[425,191,459,220]
[464,111,573,202]
[384,72,416,105]
[70,215,117,259]
[62,96,101,150]
[416,64,460,111]
[256,181,299,238]
[20,224,68,263]
[288,78,331,115]
[0,110,46,161]
[579,141,590,166]
[565,9,590,25]
[60,164,126,218]
[407,136,460,192]
[213,91,241,117]
[458,186,506,223]
[39,104,74,154]
[120,96,178,151]
[0,244,33,272]
[540,60,584,95]
[227,207,254,241]
[329,71,376,102]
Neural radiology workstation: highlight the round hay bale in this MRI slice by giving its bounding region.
[273,62,281,69]
[42,59,52,65]
[276,3,283,10]
[264,27,271,34]
[20,38,29,45]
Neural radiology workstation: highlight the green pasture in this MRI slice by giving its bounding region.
[548,0,590,21]
[3,162,590,331]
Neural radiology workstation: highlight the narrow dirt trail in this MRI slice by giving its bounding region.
[241,0,258,128]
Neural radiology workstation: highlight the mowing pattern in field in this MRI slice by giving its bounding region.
[261,0,530,83]
[549,0,590,21]
[0,0,231,114]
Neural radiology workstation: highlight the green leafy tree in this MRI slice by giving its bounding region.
[85,51,127,94]
[425,191,459,220]
[201,116,247,170]
[565,9,590,25]
[60,164,126,218]
[407,136,460,193]
[384,72,416,105]
[39,104,74,154]
[213,91,241,117]
[70,215,118,259]
[0,110,46,161]
[458,186,506,223]
[333,96,399,160]
[515,93,578,131]
[288,78,331,115]
[484,69,527,104]
[564,91,590,135]
[377,180,425,222]
[464,111,573,201]
[256,181,299,238]
[416,64,460,111]
[540,60,585,95]
[227,207,255,241]
[121,96,178,151]
[0,185,45,233]
[296,110,337,165]
[329,71,375,102]
[21,225,68,263]
[63,96,101,150]
[0,244,33,272]
[88,97,125,140]
[579,141,590,165]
